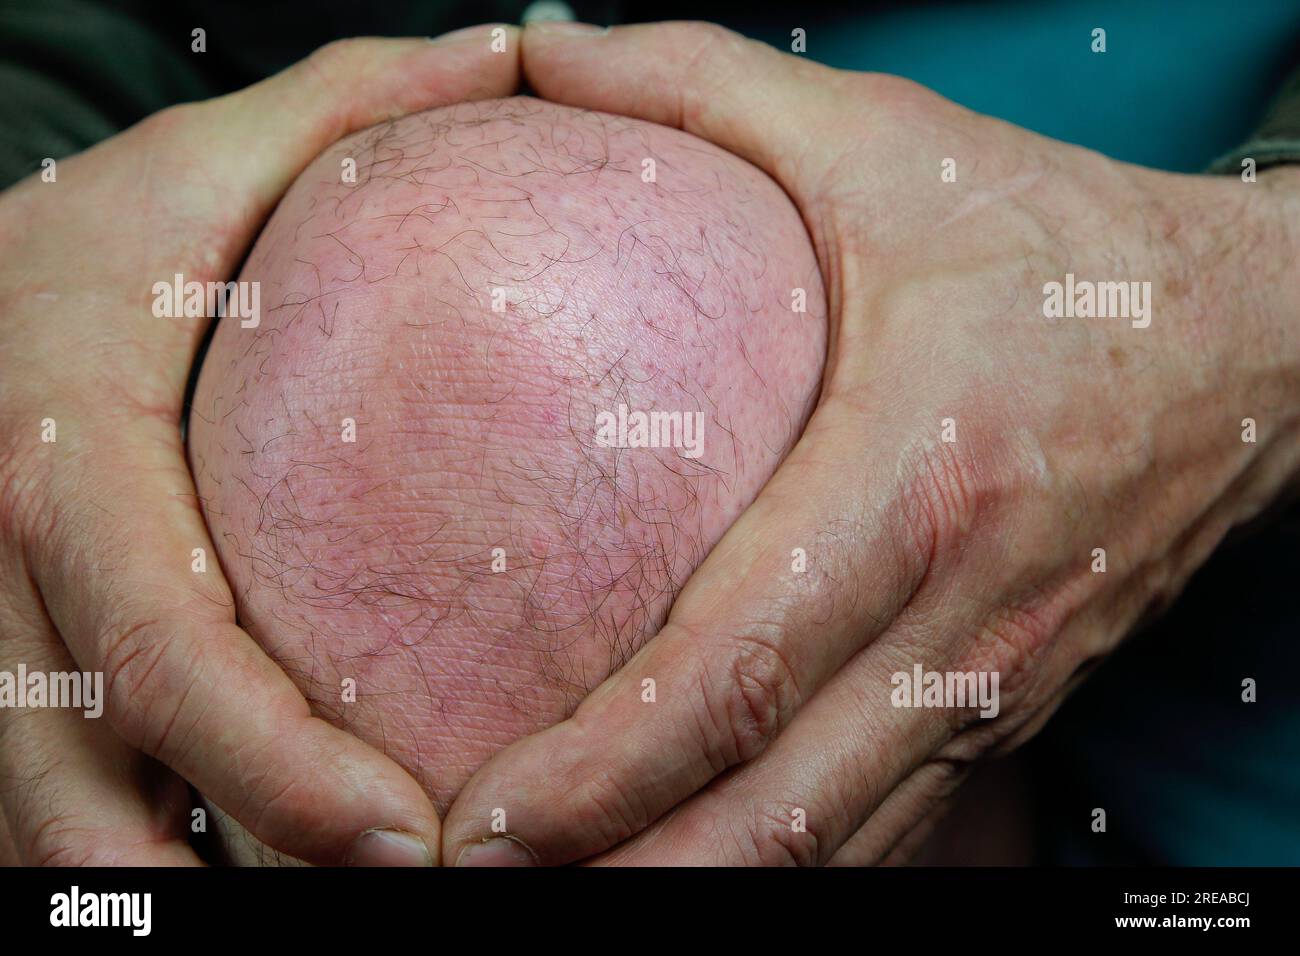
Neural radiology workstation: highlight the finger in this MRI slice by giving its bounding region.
[855,753,1037,866]
[522,21,850,203]
[192,796,308,867]
[22,414,441,866]
[193,28,522,244]
[828,761,969,866]
[444,399,929,865]
[0,570,200,866]
[669,606,1096,866]
[586,637,950,865]
[630,591,1098,865]
[0,703,201,867]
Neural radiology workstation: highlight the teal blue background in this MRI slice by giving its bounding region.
[732,0,1300,171]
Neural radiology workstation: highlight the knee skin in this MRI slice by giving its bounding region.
[188,96,826,815]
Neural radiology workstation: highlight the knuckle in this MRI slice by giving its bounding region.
[958,600,1067,724]
[857,72,943,114]
[687,798,818,867]
[280,39,370,113]
[554,754,651,851]
[675,23,750,100]
[136,102,199,139]
[97,615,187,754]
[119,103,208,187]
[313,36,365,63]
[904,441,981,554]
[898,431,1023,566]
[746,806,820,867]
[673,20,744,53]
[977,601,1059,671]
[942,598,1072,741]
[303,37,367,85]
[707,631,802,764]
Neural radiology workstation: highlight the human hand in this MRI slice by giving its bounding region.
[442,20,1300,865]
[0,28,519,865]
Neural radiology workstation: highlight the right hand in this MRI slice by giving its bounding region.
[442,20,1300,866]
[0,29,519,865]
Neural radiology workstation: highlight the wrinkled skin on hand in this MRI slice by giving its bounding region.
[0,32,522,867]
[437,21,1300,866]
[186,94,826,859]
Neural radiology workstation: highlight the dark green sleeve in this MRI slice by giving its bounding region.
[0,0,213,190]
[1208,61,1300,173]
[0,0,521,192]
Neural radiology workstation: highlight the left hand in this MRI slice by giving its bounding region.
[441,20,1300,865]
[0,29,519,866]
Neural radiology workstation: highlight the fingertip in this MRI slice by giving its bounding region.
[312,726,444,866]
[442,716,634,867]
[441,747,543,866]
[346,828,435,867]
[454,835,538,867]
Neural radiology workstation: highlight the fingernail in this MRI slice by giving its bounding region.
[530,21,608,37]
[428,23,498,45]
[346,828,433,867]
[455,836,538,867]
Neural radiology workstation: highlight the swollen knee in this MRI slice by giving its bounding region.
[187,96,825,808]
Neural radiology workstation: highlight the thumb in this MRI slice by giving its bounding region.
[195,28,521,248]
[522,20,846,204]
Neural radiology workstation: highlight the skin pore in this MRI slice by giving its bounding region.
[186,96,826,861]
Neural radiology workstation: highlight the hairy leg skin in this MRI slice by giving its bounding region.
[187,96,826,860]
